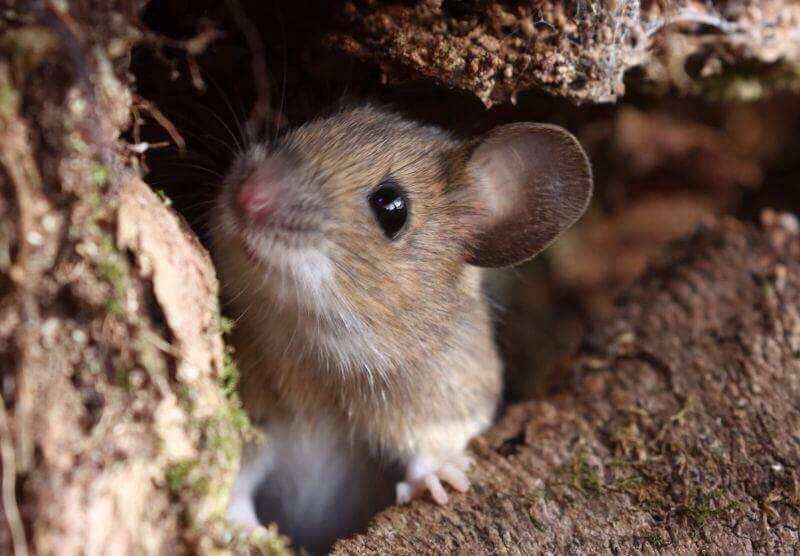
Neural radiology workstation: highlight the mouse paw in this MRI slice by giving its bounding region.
[396,453,472,505]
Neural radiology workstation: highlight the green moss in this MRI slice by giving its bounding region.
[222,349,241,399]
[92,163,108,188]
[98,258,128,294]
[248,524,292,556]
[0,83,20,118]
[228,404,250,431]
[207,430,238,461]
[219,315,235,335]
[97,236,130,315]
[645,532,665,549]
[571,452,604,497]
[215,297,235,335]
[681,489,721,530]
[219,347,251,441]
[166,459,198,491]
[178,384,194,406]
[207,343,251,459]
[106,298,126,316]
[155,188,173,207]
[114,367,131,389]
[207,402,250,461]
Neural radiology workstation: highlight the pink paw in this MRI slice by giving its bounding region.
[395,453,472,505]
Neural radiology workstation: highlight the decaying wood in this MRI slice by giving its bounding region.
[0,3,266,554]
[332,0,800,105]
[335,217,800,553]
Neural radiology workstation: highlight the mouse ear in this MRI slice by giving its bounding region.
[460,123,593,268]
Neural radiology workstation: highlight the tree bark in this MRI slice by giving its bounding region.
[0,3,263,554]
[334,217,800,554]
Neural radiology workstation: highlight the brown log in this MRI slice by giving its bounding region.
[334,217,800,554]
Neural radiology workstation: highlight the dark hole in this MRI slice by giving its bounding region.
[496,429,526,456]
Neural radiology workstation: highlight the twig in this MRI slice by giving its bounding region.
[180,22,225,56]
[187,56,206,91]
[133,94,187,153]
[0,394,28,556]
[0,66,44,476]
[139,23,225,92]
[140,23,224,58]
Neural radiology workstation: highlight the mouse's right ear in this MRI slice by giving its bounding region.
[457,123,593,268]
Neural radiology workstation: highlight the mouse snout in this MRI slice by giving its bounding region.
[233,158,289,219]
[229,155,326,238]
[236,178,275,217]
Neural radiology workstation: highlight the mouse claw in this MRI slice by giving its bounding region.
[395,453,473,506]
[438,463,470,493]
[395,481,413,505]
[425,474,449,505]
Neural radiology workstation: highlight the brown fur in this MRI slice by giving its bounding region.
[214,107,502,457]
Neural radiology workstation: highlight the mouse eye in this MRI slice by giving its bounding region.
[368,181,408,240]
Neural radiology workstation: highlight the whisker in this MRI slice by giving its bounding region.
[208,77,252,150]
[195,102,245,152]
[198,132,239,159]
[273,0,289,145]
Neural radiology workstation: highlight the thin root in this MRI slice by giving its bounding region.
[0,395,28,556]
[133,94,187,153]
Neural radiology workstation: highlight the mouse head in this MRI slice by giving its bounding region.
[213,106,592,371]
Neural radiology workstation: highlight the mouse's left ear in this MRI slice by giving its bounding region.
[459,123,593,268]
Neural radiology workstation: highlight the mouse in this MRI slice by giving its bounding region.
[211,105,592,553]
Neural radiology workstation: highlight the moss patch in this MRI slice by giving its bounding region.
[570,452,605,497]
[166,459,198,492]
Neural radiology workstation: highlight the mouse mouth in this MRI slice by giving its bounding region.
[228,206,325,269]
[237,213,320,239]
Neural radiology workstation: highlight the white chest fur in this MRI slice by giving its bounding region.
[227,416,397,554]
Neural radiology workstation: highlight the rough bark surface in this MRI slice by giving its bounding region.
[0,3,262,554]
[332,0,800,105]
[334,217,800,554]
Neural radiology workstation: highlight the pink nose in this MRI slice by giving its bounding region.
[236,178,274,217]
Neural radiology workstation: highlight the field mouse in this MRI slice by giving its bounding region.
[211,105,592,553]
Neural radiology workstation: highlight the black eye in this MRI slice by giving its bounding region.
[368,182,409,239]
